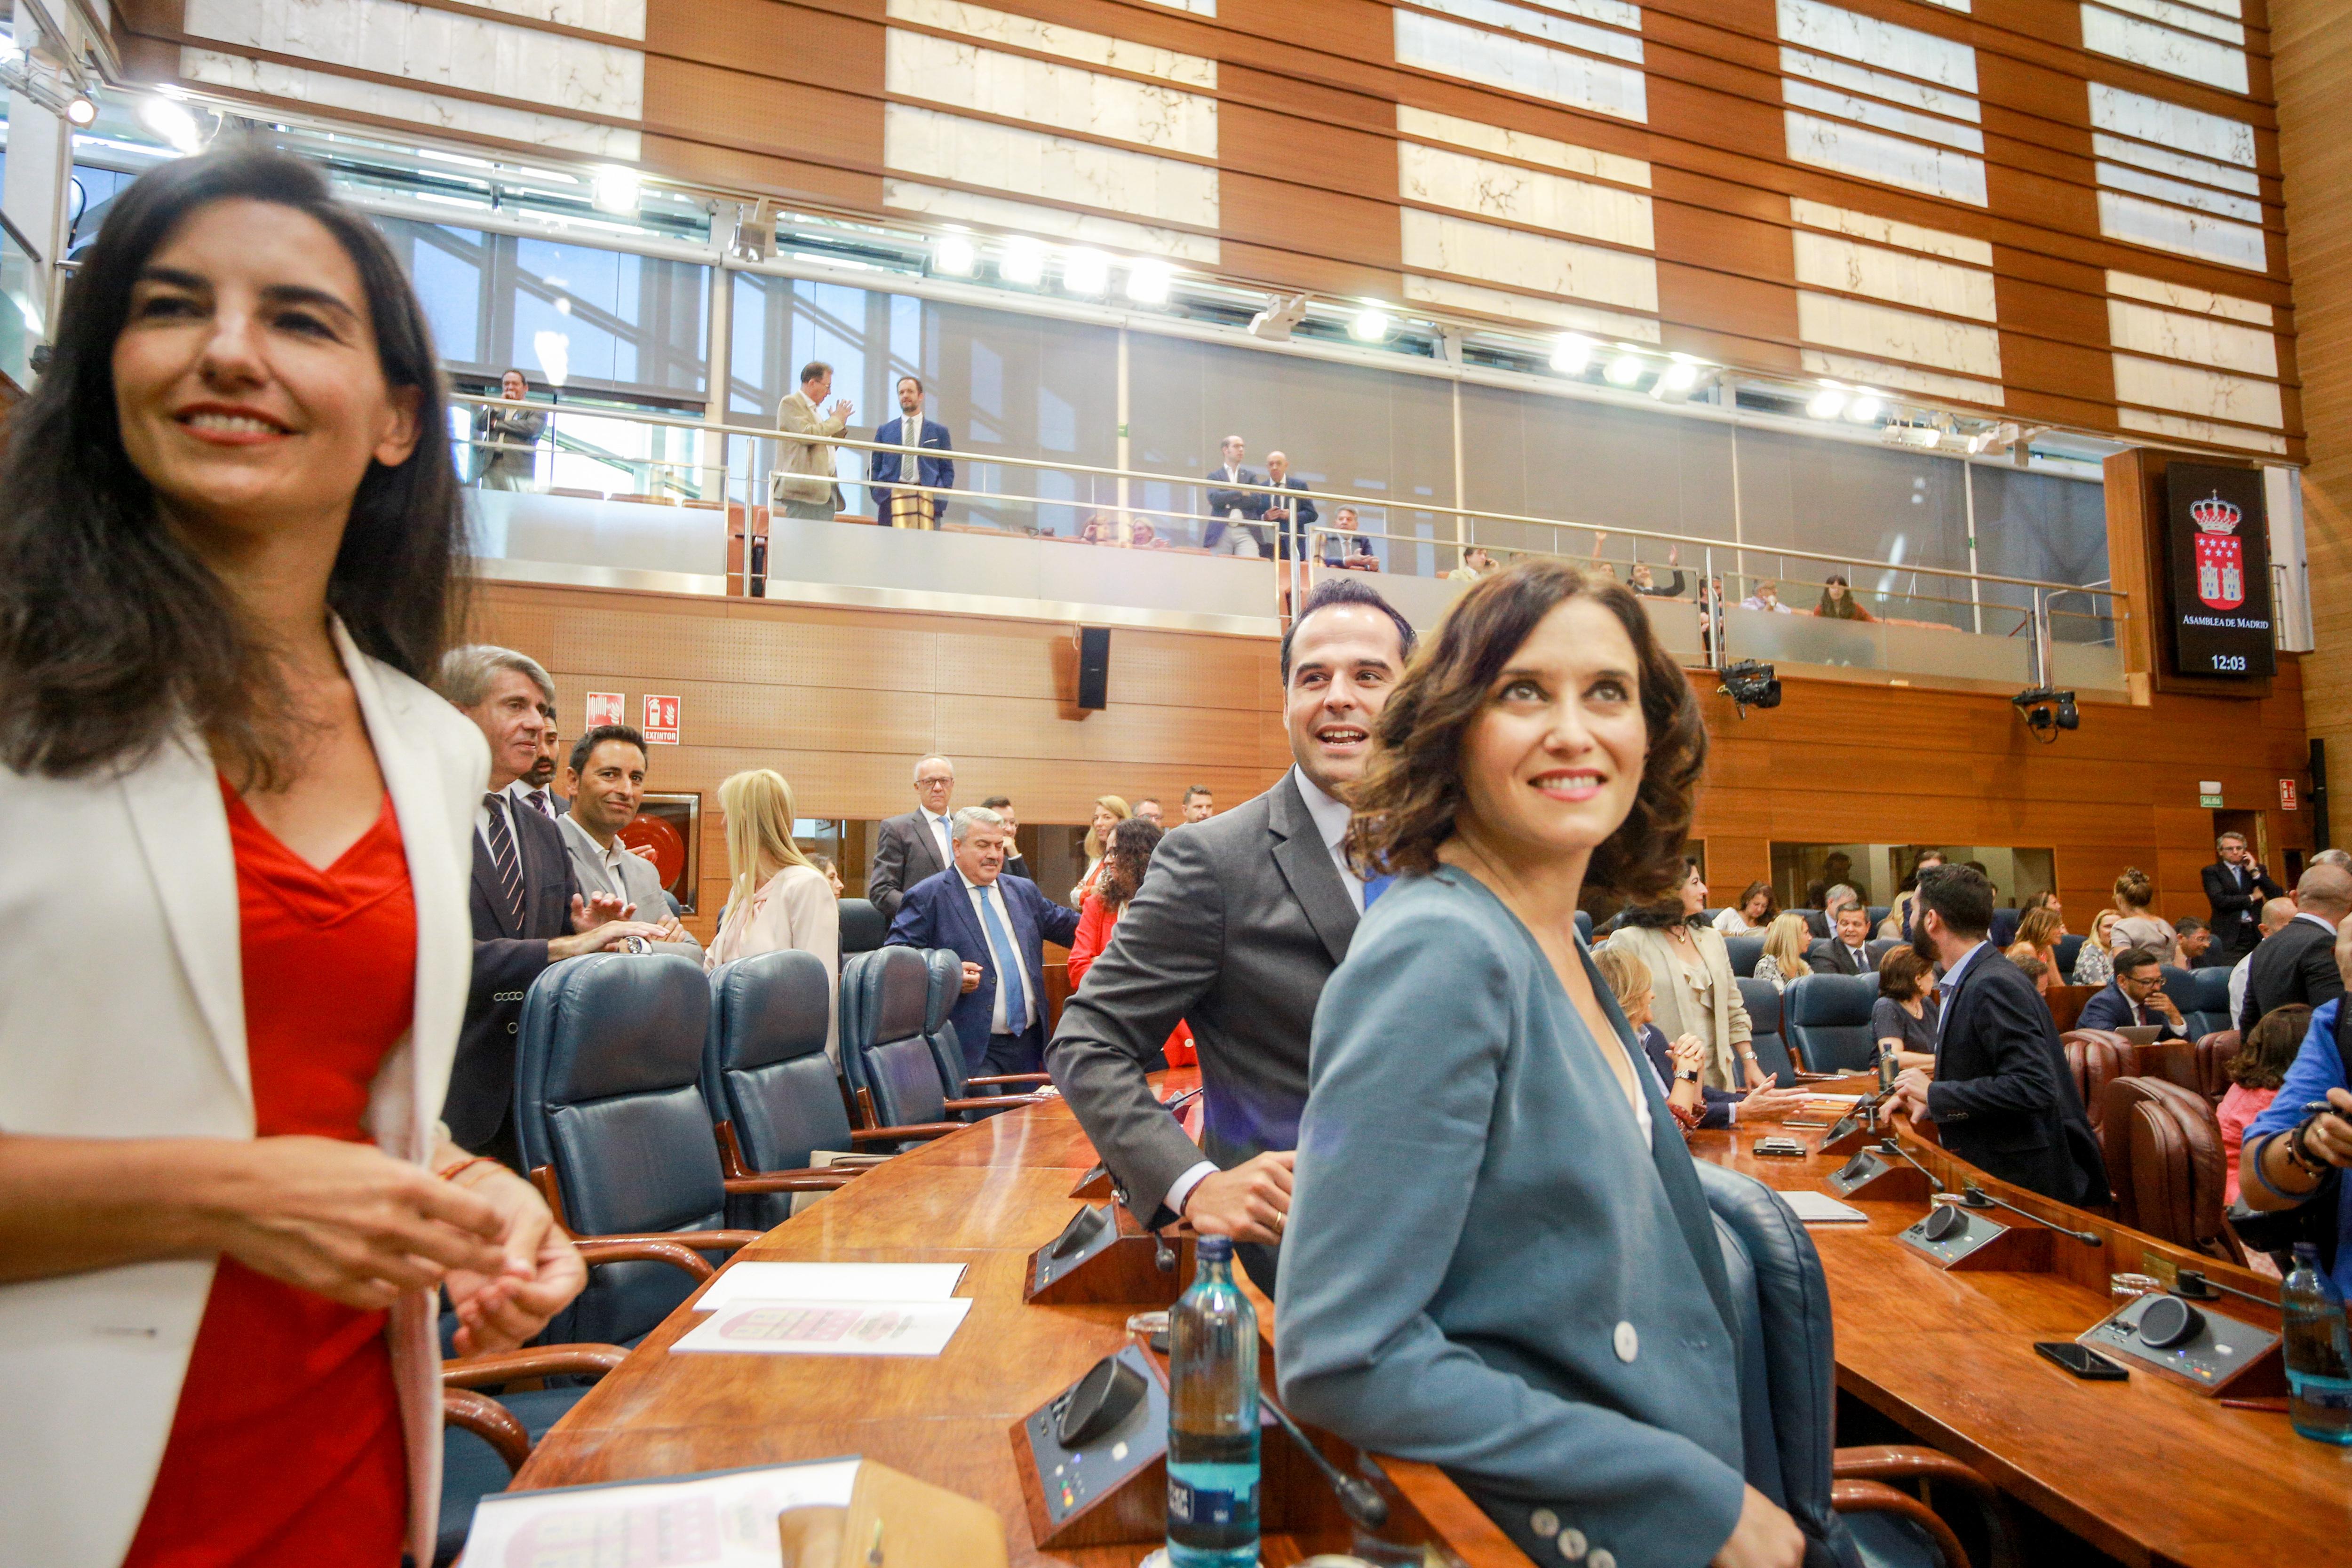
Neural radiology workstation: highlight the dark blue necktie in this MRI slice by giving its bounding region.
[1363,874,1395,908]
[978,885,1028,1034]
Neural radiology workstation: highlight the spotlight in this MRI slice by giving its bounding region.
[65,96,98,128]
[1061,249,1110,296]
[1807,385,1848,420]
[1550,334,1592,374]
[589,166,640,214]
[1847,390,1883,423]
[1717,660,1781,718]
[1653,359,1700,399]
[1248,292,1310,341]
[932,233,977,277]
[1349,306,1391,342]
[1000,236,1046,285]
[1604,351,1644,386]
[1125,258,1172,304]
[2011,686,2081,741]
[728,208,772,263]
[138,95,204,155]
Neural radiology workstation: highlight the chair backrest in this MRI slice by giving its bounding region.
[841,945,948,1129]
[1867,906,1889,930]
[2054,932,2086,980]
[2193,1029,2239,1103]
[1782,974,1879,1072]
[1801,909,1830,939]
[1725,932,1765,979]
[1573,909,1593,944]
[839,897,889,955]
[1862,938,1901,970]
[514,954,724,1343]
[2169,965,2234,1039]
[705,950,851,1232]
[1988,908,2021,947]
[1690,1163,1860,1568]
[2060,1030,2131,1132]
[1738,979,1792,1082]
[2099,1076,2242,1264]
[920,947,971,1098]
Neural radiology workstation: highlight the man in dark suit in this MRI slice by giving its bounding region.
[438,646,667,1165]
[980,794,1031,881]
[869,374,954,527]
[1203,433,1267,556]
[1808,902,1875,976]
[1049,577,1417,1288]
[2239,863,2350,1033]
[2078,947,2189,1038]
[886,806,1079,1079]
[2204,832,2283,963]
[1889,865,2108,1205]
[867,754,957,919]
[1259,450,1318,561]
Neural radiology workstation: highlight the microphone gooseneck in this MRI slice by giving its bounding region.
[1257,1383,1390,1530]
[1960,1184,2102,1246]
[1874,1137,1947,1194]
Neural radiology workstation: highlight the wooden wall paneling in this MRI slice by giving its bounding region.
[642,61,884,173]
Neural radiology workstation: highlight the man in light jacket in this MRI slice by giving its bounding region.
[773,359,852,520]
[557,723,702,963]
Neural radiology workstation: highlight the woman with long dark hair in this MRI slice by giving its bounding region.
[1278,560,1808,1568]
[1813,573,1877,621]
[0,146,582,1566]
[1067,815,1195,1067]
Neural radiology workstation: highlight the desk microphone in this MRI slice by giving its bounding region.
[1161,1088,1203,1115]
[1959,1185,2102,1246]
[1256,1384,1389,1531]
[2173,1268,2276,1310]
[1874,1138,1947,1194]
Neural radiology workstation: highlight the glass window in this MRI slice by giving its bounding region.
[1735,430,1972,628]
[1969,465,2112,644]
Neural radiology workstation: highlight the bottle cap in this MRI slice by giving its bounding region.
[1196,1234,1233,1261]
[2293,1242,2320,1262]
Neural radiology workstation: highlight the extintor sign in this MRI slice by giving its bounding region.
[2165,462,2273,679]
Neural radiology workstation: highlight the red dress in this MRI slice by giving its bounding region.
[1067,893,1196,1066]
[123,781,417,1568]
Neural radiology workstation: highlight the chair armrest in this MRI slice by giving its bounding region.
[724,1170,858,1194]
[1833,1445,1999,1504]
[570,1230,763,1281]
[944,1094,1049,1113]
[443,1387,532,1476]
[963,1072,1053,1087]
[1832,1480,1971,1568]
[444,1344,629,1388]
[850,1122,965,1144]
[823,1154,893,1169]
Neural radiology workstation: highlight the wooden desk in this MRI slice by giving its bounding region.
[510,1073,1527,1566]
[1694,1119,2343,1568]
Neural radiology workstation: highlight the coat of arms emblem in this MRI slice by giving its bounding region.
[2190,493,2245,611]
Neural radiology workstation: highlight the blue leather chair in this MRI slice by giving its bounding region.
[514,954,779,1345]
[436,1345,626,1564]
[839,896,889,955]
[1784,973,1881,1073]
[2166,963,2235,1038]
[1988,908,2021,948]
[1802,909,1831,939]
[2055,932,2086,981]
[1868,906,1890,930]
[1694,1162,2001,1568]
[1725,932,1765,979]
[1739,978,1793,1083]
[918,947,1052,1112]
[840,947,1004,1140]
[1863,938,1902,971]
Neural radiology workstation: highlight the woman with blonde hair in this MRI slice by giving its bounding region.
[706,770,842,1059]
[1751,910,1815,991]
[2110,866,2178,964]
[1071,794,1132,905]
[2005,907,2064,974]
[2073,907,2122,986]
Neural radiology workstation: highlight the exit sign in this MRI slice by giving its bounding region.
[2199,780,2224,809]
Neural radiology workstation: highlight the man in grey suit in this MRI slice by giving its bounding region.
[867,754,958,919]
[557,724,702,963]
[1049,577,1416,1288]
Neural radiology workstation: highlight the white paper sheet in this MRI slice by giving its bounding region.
[463,1457,860,1567]
[1779,1190,1870,1223]
[693,1261,967,1312]
[672,1297,976,1358]
[1799,1093,1863,1107]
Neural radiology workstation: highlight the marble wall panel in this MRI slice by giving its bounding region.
[1798,347,2002,405]
[1403,272,1662,340]
[2087,82,2257,169]
[2116,406,2285,455]
[2096,189,2267,270]
[2092,133,2261,198]
[2107,297,2277,375]
[1413,0,1646,64]
[2096,157,2260,222]
[882,178,1222,263]
[472,0,644,38]
[1394,11,1647,123]
[885,31,1216,158]
[2106,268,2273,325]
[1779,46,1980,124]
[1788,197,1992,265]
[2080,1,2249,93]
[2111,352,2284,427]
[1784,111,1987,205]
[1782,77,1983,152]
[882,103,1219,229]
[1777,0,1978,94]
[184,0,644,116]
[1792,230,1996,319]
[1144,0,1216,12]
[1795,289,2003,377]
[179,46,641,154]
[886,0,1217,89]
[1396,104,1651,187]
[1399,142,1654,248]
[1400,207,1660,312]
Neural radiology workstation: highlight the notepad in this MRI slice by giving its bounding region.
[463,1457,861,1566]
[673,1297,975,1358]
[693,1261,967,1312]
[1779,1191,1869,1224]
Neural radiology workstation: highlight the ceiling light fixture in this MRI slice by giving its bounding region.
[1807,385,1848,420]
[1349,306,1392,342]
[932,233,977,277]
[1604,351,1645,386]
[1125,258,1173,304]
[588,166,640,215]
[1550,334,1592,374]
[1061,249,1110,297]
[1846,390,1884,423]
[1000,236,1047,285]
[65,96,98,128]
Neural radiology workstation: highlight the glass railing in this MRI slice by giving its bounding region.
[0,212,43,392]
[447,393,2133,692]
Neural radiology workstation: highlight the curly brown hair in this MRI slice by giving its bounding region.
[2113,866,2154,910]
[2228,1003,2311,1091]
[1094,815,1164,910]
[1346,559,1705,902]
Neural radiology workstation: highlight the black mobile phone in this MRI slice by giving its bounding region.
[1752,1137,1808,1158]
[2035,1341,2128,1381]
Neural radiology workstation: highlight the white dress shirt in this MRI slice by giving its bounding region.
[922,810,954,873]
[959,867,1031,1036]
[2229,951,2254,1024]
[1933,939,1990,1049]
[474,786,519,853]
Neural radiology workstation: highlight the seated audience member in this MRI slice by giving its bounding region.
[891,805,1081,1079]
[2111,866,2179,963]
[2074,907,2123,986]
[0,149,587,1561]
[2004,907,2064,977]
[558,724,701,960]
[2238,863,2351,1034]
[1753,910,1815,991]
[2219,1005,2309,1206]
[704,769,842,1059]
[2012,954,2054,998]
[1804,851,1855,910]
[1596,947,1808,1133]
[2241,999,2352,1301]
[1128,517,1172,550]
[1322,505,1382,570]
[810,853,846,898]
[1067,818,1194,1068]
[1134,797,1165,827]
[1814,574,1877,621]
[2078,947,2187,1038]
[1077,515,1115,545]
[1740,578,1795,613]
[1605,860,1761,1090]
[1278,558,1812,1568]
[1809,901,1875,976]
[1889,849,1947,939]
[978,795,1029,880]
[1444,545,1499,581]
[1591,531,1686,598]
[2231,896,2297,1025]
[1713,880,1774,935]
[1889,866,2108,1205]
[1181,784,1215,823]
[1873,947,1940,1072]
[1072,794,1132,905]
[2175,914,2217,968]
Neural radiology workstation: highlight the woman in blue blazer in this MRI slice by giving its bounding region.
[1277,560,1807,1568]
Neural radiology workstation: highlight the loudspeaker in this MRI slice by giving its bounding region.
[2312,738,2329,851]
[1075,627,1111,711]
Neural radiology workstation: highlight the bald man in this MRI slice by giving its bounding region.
[2231,896,2298,1027]
[2239,865,2352,1033]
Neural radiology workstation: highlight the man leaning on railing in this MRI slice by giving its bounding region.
[472,368,546,491]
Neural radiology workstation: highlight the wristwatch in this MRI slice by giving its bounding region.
[1677,1068,1700,1083]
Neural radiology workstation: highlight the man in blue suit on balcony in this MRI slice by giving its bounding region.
[887,805,1080,1079]
[870,374,954,527]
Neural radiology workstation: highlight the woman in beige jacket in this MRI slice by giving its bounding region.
[706,769,842,1061]
[1602,861,1759,1091]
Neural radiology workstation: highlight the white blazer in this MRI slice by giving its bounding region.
[0,622,487,1568]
